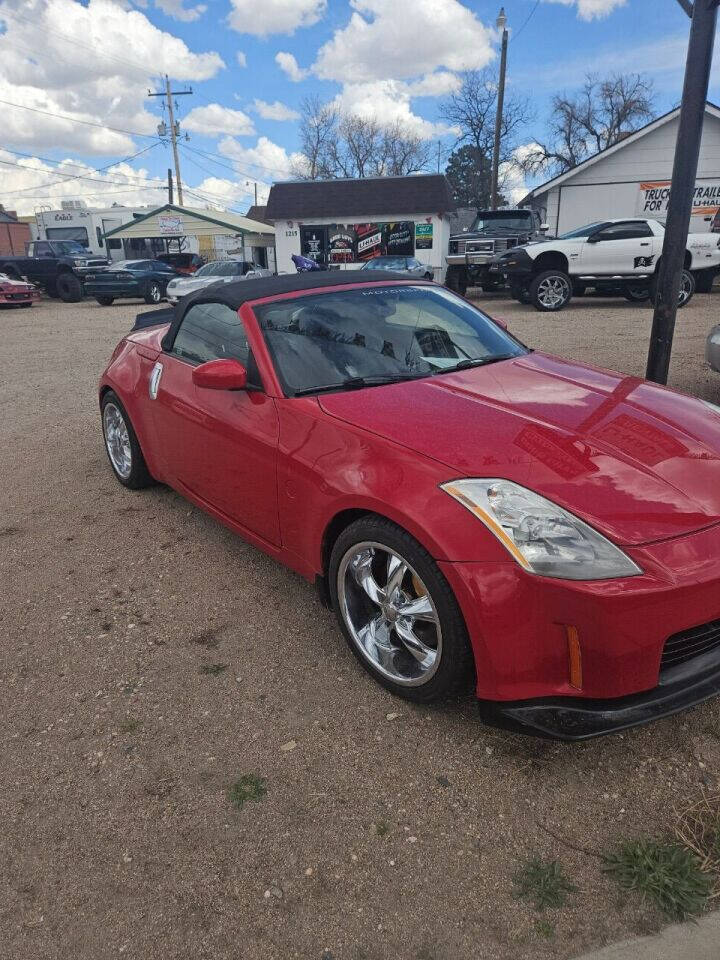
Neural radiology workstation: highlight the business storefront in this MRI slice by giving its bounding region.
[266,175,455,277]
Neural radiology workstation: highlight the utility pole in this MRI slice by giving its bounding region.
[167,168,173,205]
[491,7,509,211]
[646,0,719,384]
[149,76,192,207]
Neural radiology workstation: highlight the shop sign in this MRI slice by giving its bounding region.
[158,214,184,235]
[415,222,433,249]
[637,180,720,218]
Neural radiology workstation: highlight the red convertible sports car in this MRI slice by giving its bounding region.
[99,272,720,740]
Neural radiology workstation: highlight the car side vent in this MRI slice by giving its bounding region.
[661,618,720,671]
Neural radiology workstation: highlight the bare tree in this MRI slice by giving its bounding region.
[293,95,339,180]
[440,68,532,202]
[381,122,432,176]
[292,99,432,180]
[521,73,655,177]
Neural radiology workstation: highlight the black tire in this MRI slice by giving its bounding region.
[445,267,468,297]
[649,268,695,309]
[45,279,59,299]
[56,272,83,302]
[529,269,573,312]
[623,281,651,303]
[423,271,433,281]
[481,280,501,293]
[96,297,114,306]
[143,281,163,304]
[694,269,716,294]
[18,302,33,309]
[509,281,530,304]
[328,516,474,702]
[100,390,154,490]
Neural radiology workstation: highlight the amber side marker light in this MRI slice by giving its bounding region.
[566,626,583,690]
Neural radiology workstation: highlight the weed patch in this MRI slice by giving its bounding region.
[199,663,228,676]
[512,856,576,911]
[604,839,710,921]
[228,774,267,811]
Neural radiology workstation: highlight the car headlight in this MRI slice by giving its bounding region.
[440,478,642,580]
[701,399,720,415]
[75,259,88,267]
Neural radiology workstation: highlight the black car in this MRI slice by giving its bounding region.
[84,260,180,306]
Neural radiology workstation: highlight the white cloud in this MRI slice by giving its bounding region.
[183,104,255,137]
[228,0,326,36]
[332,80,459,139]
[0,0,224,154]
[313,0,494,83]
[219,135,305,181]
[190,176,266,208]
[252,99,300,122]
[155,0,207,22]
[541,0,626,21]
[236,51,247,67]
[0,148,168,216]
[406,72,461,98]
[275,52,308,82]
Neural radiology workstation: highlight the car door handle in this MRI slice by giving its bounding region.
[640,242,651,246]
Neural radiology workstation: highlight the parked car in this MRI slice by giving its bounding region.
[445,208,547,295]
[0,239,109,302]
[85,260,180,305]
[360,256,434,279]
[490,218,720,311]
[165,259,271,303]
[0,272,41,308]
[99,271,720,741]
[157,252,205,274]
[708,324,720,373]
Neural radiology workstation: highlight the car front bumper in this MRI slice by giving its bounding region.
[84,280,143,297]
[489,248,534,277]
[0,289,40,304]
[439,520,720,739]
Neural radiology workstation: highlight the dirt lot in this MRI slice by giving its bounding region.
[2,291,720,960]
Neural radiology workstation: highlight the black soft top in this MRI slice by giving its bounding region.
[159,270,420,351]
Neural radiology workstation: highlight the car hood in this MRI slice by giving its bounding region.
[168,275,227,293]
[318,352,720,546]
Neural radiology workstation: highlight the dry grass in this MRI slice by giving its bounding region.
[675,794,720,898]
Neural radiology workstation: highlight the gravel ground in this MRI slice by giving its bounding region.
[2,291,720,960]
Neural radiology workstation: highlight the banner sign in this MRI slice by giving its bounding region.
[637,180,720,219]
[300,221,418,264]
[415,222,433,249]
[157,214,184,235]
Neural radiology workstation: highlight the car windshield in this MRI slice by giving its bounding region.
[469,213,533,234]
[361,258,405,270]
[50,241,88,255]
[254,284,527,396]
[558,222,609,239]
[195,261,237,277]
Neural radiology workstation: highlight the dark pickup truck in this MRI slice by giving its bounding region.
[0,240,110,302]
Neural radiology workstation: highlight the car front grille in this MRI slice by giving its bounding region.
[660,618,720,671]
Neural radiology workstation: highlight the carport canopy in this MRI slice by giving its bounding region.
[103,203,275,248]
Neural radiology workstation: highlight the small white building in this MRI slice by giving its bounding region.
[265,174,457,278]
[523,102,720,236]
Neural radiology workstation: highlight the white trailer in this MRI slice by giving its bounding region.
[34,203,152,261]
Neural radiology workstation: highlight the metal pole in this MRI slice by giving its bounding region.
[167,168,174,205]
[646,0,719,384]
[165,76,184,207]
[491,11,508,211]
[254,182,258,206]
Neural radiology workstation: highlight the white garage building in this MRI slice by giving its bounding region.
[523,102,720,236]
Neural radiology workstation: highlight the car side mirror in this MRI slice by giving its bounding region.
[192,358,247,390]
[586,234,601,243]
[493,317,508,330]
[540,223,549,233]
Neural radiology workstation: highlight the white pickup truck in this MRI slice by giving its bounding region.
[490,217,720,312]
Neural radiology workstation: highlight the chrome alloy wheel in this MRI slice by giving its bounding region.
[149,283,161,303]
[337,541,442,686]
[537,275,570,309]
[103,402,132,479]
[678,272,693,307]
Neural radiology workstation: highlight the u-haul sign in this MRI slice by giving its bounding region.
[637,180,720,218]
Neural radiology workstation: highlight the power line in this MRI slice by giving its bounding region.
[0,98,157,140]
[5,142,163,195]
[511,0,541,43]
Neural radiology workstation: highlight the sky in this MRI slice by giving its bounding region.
[0,0,718,216]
